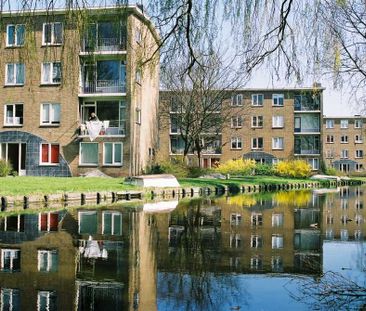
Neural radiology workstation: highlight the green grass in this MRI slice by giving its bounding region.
[178,176,329,188]
[0,176,138,196]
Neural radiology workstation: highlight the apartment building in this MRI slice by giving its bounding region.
[323,116,366,173]
[0,6,159,177]
[159,87,324,170]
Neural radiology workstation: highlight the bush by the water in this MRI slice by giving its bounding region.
[148,160,210,178]
[273,160,312,178]
[325,166,337,176]
[254,164,275,175]
[215,159,256,175]
[0,160,12,177]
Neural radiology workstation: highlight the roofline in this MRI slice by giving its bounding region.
[323,115,366,119]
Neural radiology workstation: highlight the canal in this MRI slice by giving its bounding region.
[0,186,365,310]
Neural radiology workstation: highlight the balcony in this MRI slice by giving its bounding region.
[81,37,127,53]
[294,149,320,155]
[79,120,126,137]
[294,128,320,133]
[294,95,320,111]
[81,80,126,94]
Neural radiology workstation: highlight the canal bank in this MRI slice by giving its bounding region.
[0,176,364,211]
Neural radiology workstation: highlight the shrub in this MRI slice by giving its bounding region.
[274,160,312,178]
[157,161,189,178]
[0,160,12,177]
[254,164,274,176]
[188,167,209,178]
[325,166,337,176]
[215,159,256,176]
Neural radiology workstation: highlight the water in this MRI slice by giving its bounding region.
[0,187,365,310]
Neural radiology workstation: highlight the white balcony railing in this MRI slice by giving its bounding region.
[82,36,127,52]
[82,80,126,94]
[79,120,126,136]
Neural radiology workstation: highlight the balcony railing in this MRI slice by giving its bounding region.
[81,80,126,94]
[295,149,320,155]
[79,120,126,136]
[81,37,127,52]
[294,128,320,133]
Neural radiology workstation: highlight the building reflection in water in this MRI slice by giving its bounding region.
[0,188,364,310]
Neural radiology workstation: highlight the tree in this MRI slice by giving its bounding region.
[160,52,248,167]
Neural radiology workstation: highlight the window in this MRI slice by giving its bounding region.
[230,213,242,226]
[5,63,24,85]
[250,256,262,270]
[80,143,98,165]
[103,142,122,165]
[341,149,349,159]
[272,235,283,249]
[78,211,97,234]
[272,94,284,106]
[356,163,364,172]
[355,230,362,240]
[271,256,283,272]
[41,62,61,84]
[341,135,348,143]
[43,22,63,45]
[326,215,333,224]
[340,119,349,128]
[102,211,122,235]
[272,137,284,150]
[135,28,142,43]
[340,229,348,241]
[251,137,263,149]
[326,135,334,143]
[356,150,364,158]
[326,119,334,128]
[325,229,334,240]
[251,213,263,226]
[326,149,334,158]
[230,234,242,248]
[135,108,141,124]
[355,119,362,128]
[252,94,264,106]
[4,104,23,126]
[251,116,263,127]
[231,116,243,128]
[231,94,243,106]
[355,135,363,143]
[250,235,263,248]
[307,158,319,170]
[355,214,363,225]
[272,115,284,128]
[37,291,57,311]
[40,143,59,165]
[272,213,284,227]
[38,250,58,272]
[135,68,142,84]
[41,103,60,125]
[0,288,20,311]
[231,137,242,149]
[1,249,20,272]
[39,213,59,231]
[6,24,25,46]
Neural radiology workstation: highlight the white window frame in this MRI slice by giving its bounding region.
[272,235,284,249]
[37,291,56,311]
[1,249,20,272]
[103,142,123,166]
[229,234,242,248]
[102,211,122,235]
[6,24,25,47]
[272,94,284,106]
[4,103,23,126]
[354,119,362,128]
[39,143,60,165]
[326,119,334,129]
[340,119,349,128]
[251,137,264,150]
[231,137,242,149]
[250,235,262,248]
[355,135,363,143]
[341,149,349,159]
[326,135,334,143]
[251,213,263,226]
[356,150,364,158]
[341,135,348,143]
[272,115,284,128]
[37,250,58,272]
[307,158,319,170]
[272,137,284,150]
[231,115,243,128]
[42,22,63,45]
[231,94,243,106]
[251,115,263,128]
[79,142,99,166]
[41,62,61,85]
[251,94,264,106]
[272,213,284,227]
[5,63,25,86]
[230,213,242,226]
[40,103,60,126]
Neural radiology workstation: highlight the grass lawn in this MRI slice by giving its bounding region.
[0,176,138,196]
[178,176,329,188]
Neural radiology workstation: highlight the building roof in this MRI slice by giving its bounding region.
[323,115,366,119]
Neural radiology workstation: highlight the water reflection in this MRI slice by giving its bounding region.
[0,188,364,310]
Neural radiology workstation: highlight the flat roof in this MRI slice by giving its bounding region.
[323,115,366,119]
[160,87,326,92]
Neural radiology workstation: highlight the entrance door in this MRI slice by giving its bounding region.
[0,143,26,175]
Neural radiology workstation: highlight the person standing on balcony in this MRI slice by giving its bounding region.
[89,112,99,121]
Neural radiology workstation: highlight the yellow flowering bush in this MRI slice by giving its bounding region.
[215,159,256,175]
[274,160,312,178]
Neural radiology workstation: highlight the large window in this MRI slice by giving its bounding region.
[40,143,59,165]
[41,62,61,84]
[103,142,122,165]
[1,249,20,272]
[80,143,98,165]
[38,250,58,272]
[4,104,23,126]
[78,211,97,234]
[231,137,242,149]
[43,22,63,45]
[6,24,25,46]
[5,63,24,85]
[102,211,122,235]
[272,94,284,106]
[272,115,284,128]
[251,94,264,106]
[251,137,263,149]
[41,103,60,125]
[0,288,20,311]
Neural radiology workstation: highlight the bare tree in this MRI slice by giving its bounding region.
[160,51,248,167]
